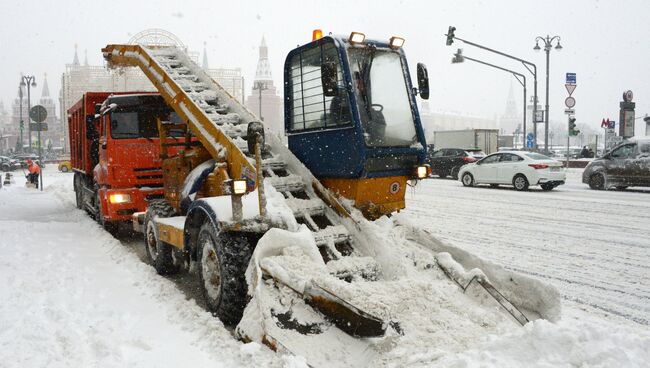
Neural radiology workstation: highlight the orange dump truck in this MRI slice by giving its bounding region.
[69,92,181,232]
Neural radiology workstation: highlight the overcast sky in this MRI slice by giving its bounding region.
[1,0,648,135]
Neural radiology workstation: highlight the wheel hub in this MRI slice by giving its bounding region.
[201,240,221,301]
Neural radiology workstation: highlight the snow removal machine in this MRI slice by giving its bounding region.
[102,31,561,367]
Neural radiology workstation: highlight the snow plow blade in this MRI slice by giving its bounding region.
[261,266,386,338]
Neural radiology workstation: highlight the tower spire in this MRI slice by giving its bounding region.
[202,42,209,70]
[73,44,80,66]
[254,36,272,82]
[41,73,50,98]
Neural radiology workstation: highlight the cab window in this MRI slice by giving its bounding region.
[287,40,351,132]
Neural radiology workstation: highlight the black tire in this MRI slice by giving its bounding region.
[144,200,180,275]
[451,166,460,180]
[438,171,448,179]
[461,172,474,187]
[1,164,8,172]
[588,173,605,190]
[541,183,554,191]
[513,174,529,191]
[198,223,254,326]
[73,174,83,209]
[95,189,119,234]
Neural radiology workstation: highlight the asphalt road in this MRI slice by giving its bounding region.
[404,170,650,325]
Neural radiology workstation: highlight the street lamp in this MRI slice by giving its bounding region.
[446,27,538,151]
[452,49,527,149]
[20,75,37,151]
[18,85,24,152]
[252,81,268,121]
[534,35,562,154]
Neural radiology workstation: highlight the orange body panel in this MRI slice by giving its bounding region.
[321,176,408,219]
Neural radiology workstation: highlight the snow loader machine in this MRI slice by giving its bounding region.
[102,31,560,367]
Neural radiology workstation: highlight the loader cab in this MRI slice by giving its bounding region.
[284,33,429,218]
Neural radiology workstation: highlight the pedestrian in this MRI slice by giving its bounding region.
[587,147,594,158]
[26,159,41,189]
[580,146,589,158]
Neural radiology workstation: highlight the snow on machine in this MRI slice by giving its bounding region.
[101,31,561,367]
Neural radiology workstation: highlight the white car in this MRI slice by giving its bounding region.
[458,151,566,191]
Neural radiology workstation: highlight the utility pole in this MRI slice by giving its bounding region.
[18,85,24,152]
[21,75,36,151]
[253,81,267,121]
[534,35,563,153]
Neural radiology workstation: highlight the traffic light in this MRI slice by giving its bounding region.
[446,26,456,46]
[568,117,580,136]
[19,120,24,130]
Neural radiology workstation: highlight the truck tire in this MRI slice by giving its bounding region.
[95,189,119,234]
[198,223,253,326]
[73,174,83,209]
[144,200,180,275]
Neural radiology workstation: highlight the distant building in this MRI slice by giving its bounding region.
[37,74,64,152]
[419,101,499,144]
[499,82,522,135]
[245,37,283,134]
[59,31,245,152]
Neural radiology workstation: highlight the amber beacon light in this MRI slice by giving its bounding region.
[312,29,323,41]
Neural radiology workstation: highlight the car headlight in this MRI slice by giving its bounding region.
[109,193,132,204]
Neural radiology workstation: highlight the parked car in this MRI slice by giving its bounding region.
[427,148,486,179]
[458,151,566,191]
[0,156,21,172]
[58,160,72,173]
[582,138,650,190]
[11,154,45,169]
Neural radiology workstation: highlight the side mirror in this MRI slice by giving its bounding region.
[321,61,338,97]
[417,63,429,100]
[94,104,102,114]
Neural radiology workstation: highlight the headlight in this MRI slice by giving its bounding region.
[109,193,132,204]
[232,179,247,195]
[349,32,366,44]
[415,165,430,179]
[389,36,405,49]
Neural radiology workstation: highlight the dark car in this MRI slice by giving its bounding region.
[0,156,20,172]
[582,138,650,190]
[427,148,486,179]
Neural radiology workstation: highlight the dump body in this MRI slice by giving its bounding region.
[434,129,499,154]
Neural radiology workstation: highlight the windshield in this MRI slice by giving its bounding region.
[348,47,417,147]
[109,110,181,139]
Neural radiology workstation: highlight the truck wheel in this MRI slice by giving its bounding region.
[588,173,605,190]
[73,174,83,209]
[144,200,180,275]
[95,189,119,234]
[513,174,529,191]
[198,223,253,326]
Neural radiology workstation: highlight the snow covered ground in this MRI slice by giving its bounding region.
[1,167,649,367]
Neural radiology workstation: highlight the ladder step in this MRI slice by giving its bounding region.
[208,113,241,125]
[286,198,326,217]
[261,157,287,171]
[313,225,351,246]
[267,175,305,192]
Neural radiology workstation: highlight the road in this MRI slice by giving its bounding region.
[404,170,650,325]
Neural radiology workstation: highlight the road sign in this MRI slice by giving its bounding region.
[565,96,576,108]
[534,110,544,123]
[526,133,534,141]
[29,105,47,123]
[566,73,576,84]
[565,84,576,95]
[564,108,575,115]
[29,122,48,131]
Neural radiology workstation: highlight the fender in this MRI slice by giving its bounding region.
[179,160,216,213]
[183,199,221,252]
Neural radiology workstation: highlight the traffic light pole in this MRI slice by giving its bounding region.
[566,115,571,168]
[446,32,538,151]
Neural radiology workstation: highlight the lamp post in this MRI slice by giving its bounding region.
[445,27,538,150]
[252,81,267,121]
[20,75,37,151]
[534,35,562,154]
[18,85,24,152]
[452,50,526,148]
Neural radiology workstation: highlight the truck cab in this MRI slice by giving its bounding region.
[91,94,182,231]
[284,33,429,217]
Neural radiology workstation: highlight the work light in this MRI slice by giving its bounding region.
[349,32,366,44]
[232,180,247,195]
[389,36,405,49]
